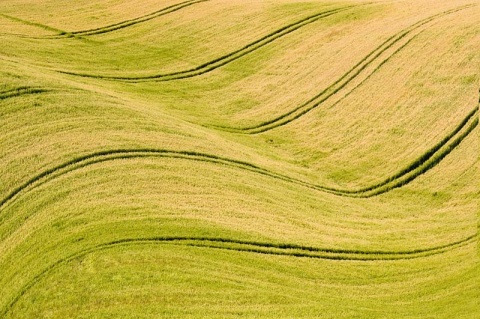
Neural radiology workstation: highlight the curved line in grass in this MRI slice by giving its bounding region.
[0,13,67,35]
[0,0,207,39]
[53,0,209,38]
[0,87,49,100]
[0,108,476,213]
[55,3,474,87]
[0,233,476,316]
[212,4,477,134]
[0,87,34,95]
[55,5,358,80]
[345,108,479,193]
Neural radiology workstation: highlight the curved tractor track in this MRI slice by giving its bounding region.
[0,87,48,100]
[54,4,474,86]
[54,4,475,135]
[1,106,477,214]
[0,233,476,316]
[56,5,360,80]
[0,0,209,39]
[212,4,477,134]
[1,2,478,318]
[52,0,209,38]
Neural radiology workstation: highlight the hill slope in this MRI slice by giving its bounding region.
[0,0,478,318]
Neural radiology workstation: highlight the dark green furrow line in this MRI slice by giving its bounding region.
[314,26,429,128]
[366,117,478,194]
[0,87,48,100]
[213,4,476,134]
[1,234,476,316]
[48,0,208,38]
[0,109,476,213]
[0,0,206,39]
[0,87,33,95]
[57,3,474,87]
[0,13,68,35]
[354,109,479,193]
[73,0,207,36]
[135,234,477,256]
[0,149,304,214]
[56,5,357,80]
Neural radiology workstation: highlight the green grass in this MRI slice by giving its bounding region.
[0,0,478,318]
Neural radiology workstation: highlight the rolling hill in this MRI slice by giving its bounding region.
[0,0,478,318]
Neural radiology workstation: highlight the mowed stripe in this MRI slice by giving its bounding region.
[0,106,476,213]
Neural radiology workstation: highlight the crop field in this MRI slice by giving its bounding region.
[0,0,479,317]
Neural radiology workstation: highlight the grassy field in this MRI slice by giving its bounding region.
[0,0,478,317]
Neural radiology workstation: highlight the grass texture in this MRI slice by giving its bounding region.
[0,0,478,318]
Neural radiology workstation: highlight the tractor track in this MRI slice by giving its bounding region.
[0,233,476,316]
[0,0,208,39]
[212,4,477,133]
[0,107,477,214]
[0,87,49,100]
[51,0,209,38]
[56,5,360,80]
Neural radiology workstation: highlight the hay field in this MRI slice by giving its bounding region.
[0,0,478,317]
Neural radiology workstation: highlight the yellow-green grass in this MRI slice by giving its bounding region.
[2,0,476,190]
[0,0,478,317]
[0,1,350,74]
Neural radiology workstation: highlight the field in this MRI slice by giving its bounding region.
[0,0,479,317]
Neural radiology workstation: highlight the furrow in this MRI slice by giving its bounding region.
[52,0,208,38]
[0,87,49,100]
[56,5,358,80]
[214,4,476,134]
[0,13,67,35]
[0,0,207,39]
[354,111,479,196]
[1,234,476,316]
[1,109,476,213]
